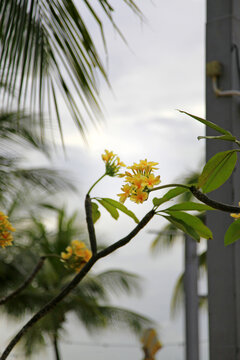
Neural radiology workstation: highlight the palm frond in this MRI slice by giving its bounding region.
[74,305,153,335]
[170,249,208,317]
[11,168,76,192]
[150,223,182,254]
[0,111,49,154]
[0,0,142,139]
[170,273,184,318]
[95,269,142,296]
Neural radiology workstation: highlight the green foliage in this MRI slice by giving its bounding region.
[179,110,233,136]
[224,220,240,246]
[95,197,139,223]
[91,202,101,224]
[162,214,201,242]
[165,211,212,240]
[163,201,213,212]
[198,150,237,193]
[152,186,189,207]
[0,0,142,139]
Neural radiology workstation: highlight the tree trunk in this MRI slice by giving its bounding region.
[53,334,61,360]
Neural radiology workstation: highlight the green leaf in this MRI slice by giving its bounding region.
[164,211,213,240]
[198,134,237,142]
[178,110,232,135]
[96,199,119,220]
[164,202,213,212]
[101,198,139,223]
[162,215,200,242]
[224,219,240,246]
[198,150,237,193]
[91,202,101,224]
[153,187,189,207]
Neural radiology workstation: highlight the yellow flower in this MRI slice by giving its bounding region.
[130,190,149,204]
[84,249,92,262]
[101,150,125,176]
[0,232,14,248]
[118,158,160,204]
[116,157,126,167]
[61,246,73,260]
[230,202,240,219]
[145,174,161,189]
[0,212,15,248]
[102,150,115,163]
[71,240,85,250]
[128,159,159,173]
[61,240,92,272]
[129,173,147,190]
[118,184,132,203]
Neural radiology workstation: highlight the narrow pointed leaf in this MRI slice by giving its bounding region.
[164,202,214,212]
[96,199,119,220]
[178,110,232,135]
[162,215,200,242]
[198,150,237,193]
[224,219,240,246]
[198,135,236,142]
[165,211,213,240]
[91,202,101,224]
[100,198,139,223]
[153,187,189,207]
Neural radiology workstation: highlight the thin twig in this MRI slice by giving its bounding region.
[0,256,46,306]
[148,183,190,192]
[85,194,97,254]
[190,186,240,213]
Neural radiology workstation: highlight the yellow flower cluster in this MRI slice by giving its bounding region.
[0,211,16,248]
[118,159,161,204]
[61,240,92,272]
[102,149,126,176]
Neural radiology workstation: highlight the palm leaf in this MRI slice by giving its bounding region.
[0,0,142,139]
[0,111,49,154]
[170,250,208,317]
[95,269,142,296]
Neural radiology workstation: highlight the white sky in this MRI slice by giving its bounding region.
[1,1,209,359]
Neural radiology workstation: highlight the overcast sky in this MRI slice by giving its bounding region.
[1,1,209,359]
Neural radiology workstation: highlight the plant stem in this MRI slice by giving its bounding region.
[148,183,190,192]
[87,173,106,195]
[190,186,240,213]
[53,334,61,360]
[85,194,97,254]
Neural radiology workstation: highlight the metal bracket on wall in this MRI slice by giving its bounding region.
[206,61,240,97]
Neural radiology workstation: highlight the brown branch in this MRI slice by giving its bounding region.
[85,194,97,254]
[0,256,46,306]
[0,209,156,359]
[190,186,240,213]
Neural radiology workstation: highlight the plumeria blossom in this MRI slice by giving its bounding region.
[101,149,126,176]
[0,211,16,248]
[61,240,92,272]
[230,202,240,219]
[118,159,161,204]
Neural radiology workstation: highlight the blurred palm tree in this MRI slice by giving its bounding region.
[149,171,208,315]
[0,110,75,210]
[0,0,142,141]
[0,204,153,359]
